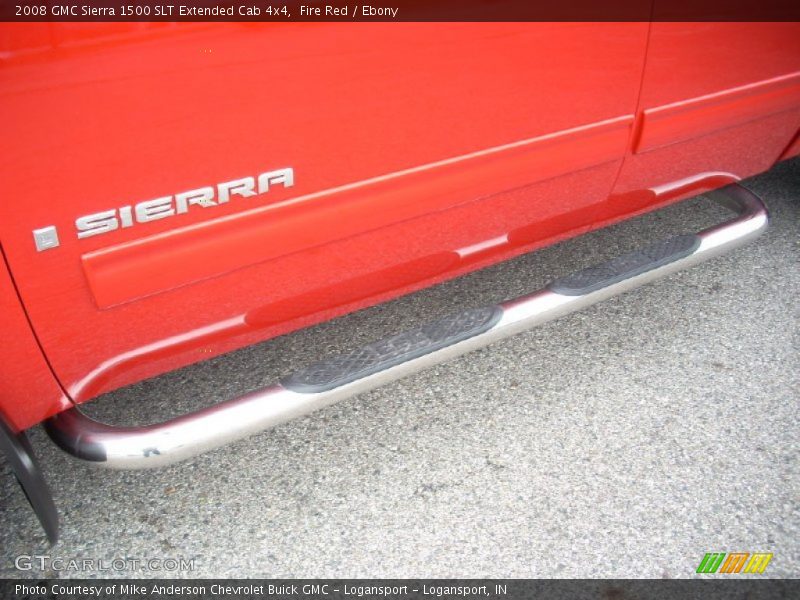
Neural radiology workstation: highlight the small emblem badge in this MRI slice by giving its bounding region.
[32,226,60,252]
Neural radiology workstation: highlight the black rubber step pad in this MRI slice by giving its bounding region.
[282,305,503,393]
[548,234,701,296]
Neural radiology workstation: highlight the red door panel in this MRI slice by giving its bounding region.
[606,21,800,218]
[0,22,648,410]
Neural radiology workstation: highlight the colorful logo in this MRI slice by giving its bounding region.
[696,552,773,574]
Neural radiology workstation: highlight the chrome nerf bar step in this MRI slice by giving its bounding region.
[45,184,769,469]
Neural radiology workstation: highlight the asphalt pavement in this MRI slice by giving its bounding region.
[1,158,798,578]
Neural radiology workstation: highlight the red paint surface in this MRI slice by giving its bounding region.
[0,249,71,432]
[608,22,800,219]
[779,128,800,161]
[82,116,632,308]
[0,21,798,430]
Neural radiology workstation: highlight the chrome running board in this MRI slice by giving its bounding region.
[45,184,769,469]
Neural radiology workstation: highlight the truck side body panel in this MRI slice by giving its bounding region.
[0,21,798,429]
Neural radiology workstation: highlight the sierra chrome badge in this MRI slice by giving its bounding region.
[32,168,294,251]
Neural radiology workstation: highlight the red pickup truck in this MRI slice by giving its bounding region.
[1,21,799,542]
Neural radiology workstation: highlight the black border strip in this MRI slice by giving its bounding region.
[3,0,800,22]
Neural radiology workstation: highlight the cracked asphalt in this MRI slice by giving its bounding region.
[1,158,798,579]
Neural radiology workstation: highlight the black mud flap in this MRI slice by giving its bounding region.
[0,418,59,544]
